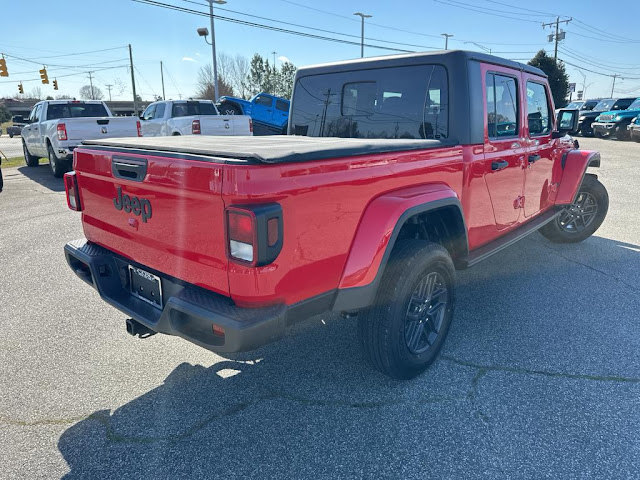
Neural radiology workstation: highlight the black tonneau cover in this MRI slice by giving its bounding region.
[82,135,453,164]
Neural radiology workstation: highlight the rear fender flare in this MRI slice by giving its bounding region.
[557,150,600,205]
[333,184,467,312]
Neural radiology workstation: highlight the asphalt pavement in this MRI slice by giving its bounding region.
[0,135,24,159]
[0,137,638,479]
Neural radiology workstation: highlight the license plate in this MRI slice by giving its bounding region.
[129,265,163,308]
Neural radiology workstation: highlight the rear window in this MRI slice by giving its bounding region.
[291,64,448,139]
[46,102,109,120]
[171,101,218,117]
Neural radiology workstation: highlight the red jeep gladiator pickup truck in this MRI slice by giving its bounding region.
[64,51,607,379]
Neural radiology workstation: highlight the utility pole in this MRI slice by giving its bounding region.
[160,61,166,100]
[611,74,620,97]
[128,44,138,115]
[542,17,572,63]
[441,33,454,50]
[272,51,277,66]
[87,71,95,100]
[105,84,113,101]
[353,12,372,58]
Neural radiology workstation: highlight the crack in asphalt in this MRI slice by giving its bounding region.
[441,355,640,384]
[538,242,640,295]
[4,356,637,444]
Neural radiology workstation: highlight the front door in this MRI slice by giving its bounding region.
[523,79,555,218]
[483,68,525,230]
[252,94,274,125]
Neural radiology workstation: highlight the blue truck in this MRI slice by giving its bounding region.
[218,93,290,135]
[592,97,640,139]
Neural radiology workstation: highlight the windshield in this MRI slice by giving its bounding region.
[627,99,640,110]
[593,99,615,112]
[565,101,584,110]
[45,102,109,120]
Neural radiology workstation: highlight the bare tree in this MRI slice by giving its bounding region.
[218,53,251,99]
[79,85,104,100]
[28,87,43,100]
[195,64,234,100]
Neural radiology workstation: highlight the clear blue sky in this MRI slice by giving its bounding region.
[1,0,639,102]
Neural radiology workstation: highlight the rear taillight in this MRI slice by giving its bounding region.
[249,119,253,134]
[192,119,201,134]
[64,171,82,211]
[136,120,142,137]
[57,123,67,141]
[226,204,283,266]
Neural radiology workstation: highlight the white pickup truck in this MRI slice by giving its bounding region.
[139,100,252,137]
[22,100,141,177]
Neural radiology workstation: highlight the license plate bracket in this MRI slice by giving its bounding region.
[129,265,163,309]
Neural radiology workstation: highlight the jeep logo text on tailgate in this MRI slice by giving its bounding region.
[113,186,152,223]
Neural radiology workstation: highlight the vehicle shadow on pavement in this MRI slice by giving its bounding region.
[16,164,64,192]
[57,233,640,479]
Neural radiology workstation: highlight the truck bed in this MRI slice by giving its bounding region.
[81,135,452,164]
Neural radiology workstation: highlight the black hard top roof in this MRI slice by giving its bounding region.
[296,49,546,78]
[81,135,450,164]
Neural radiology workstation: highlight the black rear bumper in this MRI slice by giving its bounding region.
[64,239,287,353]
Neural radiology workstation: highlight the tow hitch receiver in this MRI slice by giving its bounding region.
[125,318,156,338]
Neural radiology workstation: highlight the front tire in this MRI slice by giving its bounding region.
[357,240,456,380]
[23,141,39,167]
[540,174,608,243]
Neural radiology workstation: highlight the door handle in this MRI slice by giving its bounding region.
[528,154,541,164]
[491,160,509,171]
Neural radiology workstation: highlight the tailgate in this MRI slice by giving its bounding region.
[65,117,139,142]
[74,147,229,295]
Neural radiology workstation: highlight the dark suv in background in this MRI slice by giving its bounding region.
[577,98,636,136]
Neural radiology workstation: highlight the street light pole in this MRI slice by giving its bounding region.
[441,33,453,50]
[353,12,372,58]
[208,0,226,102]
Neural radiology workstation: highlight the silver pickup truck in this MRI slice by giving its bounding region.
[139,100,252,137]
[22,100,141,177]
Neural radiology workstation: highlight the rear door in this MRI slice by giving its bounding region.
[522,78,555,218]
[482,67,526,230]
[274,99,290,130]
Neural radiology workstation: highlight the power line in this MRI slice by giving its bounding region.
[0,64,129,84]
[433,0,541,23]
[133,0,415,53]
[14,46,128,61]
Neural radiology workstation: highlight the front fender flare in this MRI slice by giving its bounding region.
[333,184,467,312]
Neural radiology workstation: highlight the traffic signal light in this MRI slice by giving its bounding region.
[53,79,58,90]
[39,67,49,84]
[0,57,8,77]
[18,83,24,94]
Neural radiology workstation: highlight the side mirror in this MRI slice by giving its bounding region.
[552,109,579,138]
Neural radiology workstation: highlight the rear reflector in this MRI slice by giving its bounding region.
[192,119,201,134]
[249,119,253,134]
[57,123,67,141]
[64,171,82,211]
[136,120,142,137]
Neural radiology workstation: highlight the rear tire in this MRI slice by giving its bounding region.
[357,240,456,380]
[23,141,39,167]
[48,143,68,178]
[539,174,608,244]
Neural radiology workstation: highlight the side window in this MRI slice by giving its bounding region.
[255,95,273,107]
[486,73,519,138]
[275,99,289,112]
[28,105,39,123]
[526,81,551,136]
[171,103,188,117]
[141,104,156,121]
[154,103,165,119]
